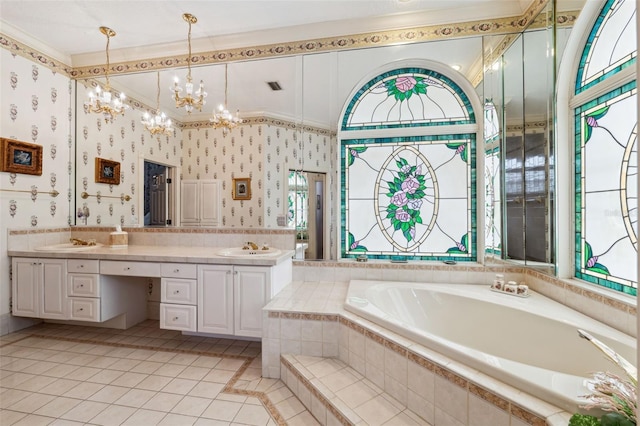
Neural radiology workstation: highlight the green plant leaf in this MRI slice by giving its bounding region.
[589,264,610,275]
[584,242,593,265]
[600,412,634,426]
[589,106,610,121]
[568,413,600,426]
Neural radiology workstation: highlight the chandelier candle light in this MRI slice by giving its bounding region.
[172,13,206,113]
[85,27,129,123]
[210,63,243,134]
[142,72,173,136]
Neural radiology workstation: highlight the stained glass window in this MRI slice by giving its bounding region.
[288,171,308,234]
[575,0,636,94]
[341,67,477,260]
[574,0,637,294]
[484,100,502,255]
[342,68,475,131]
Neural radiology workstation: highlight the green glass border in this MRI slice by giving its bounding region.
[341,68,476,131]
[574,80,637,295]
[341,133,477,261]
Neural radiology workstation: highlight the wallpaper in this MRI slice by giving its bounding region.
[74,81,182,227]
[0,50,74,314]
[180,120,336,232]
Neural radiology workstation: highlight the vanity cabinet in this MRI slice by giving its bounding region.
[160,263,198,332]
[67,259,100,321]
[181,179,220,226]
[197,262,291,338]
[12,258,67,319]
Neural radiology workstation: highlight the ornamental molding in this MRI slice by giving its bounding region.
[1,0,573,80]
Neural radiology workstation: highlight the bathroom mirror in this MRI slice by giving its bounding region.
[71,0,583,265]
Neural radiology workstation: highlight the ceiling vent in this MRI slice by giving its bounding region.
[267,81,283,91]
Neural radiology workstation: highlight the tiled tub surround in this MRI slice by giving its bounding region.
[262,277,635,425]
[343,280,636,414]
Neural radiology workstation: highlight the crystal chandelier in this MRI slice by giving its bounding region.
[210,63,243,134]
[172,13,206,113]
[142,72,173,136]
[85,26,129,123]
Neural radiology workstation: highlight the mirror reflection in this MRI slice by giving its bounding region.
[72,2,581,265]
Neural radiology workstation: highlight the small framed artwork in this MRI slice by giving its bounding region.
[0,138,43,175]
[232,177,251,200]
[95,157,120,185]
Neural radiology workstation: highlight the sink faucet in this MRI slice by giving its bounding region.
[244,241,259,250]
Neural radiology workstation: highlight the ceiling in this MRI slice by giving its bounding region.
[1,0,559,126]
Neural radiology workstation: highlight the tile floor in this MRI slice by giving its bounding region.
[0,320,319,426]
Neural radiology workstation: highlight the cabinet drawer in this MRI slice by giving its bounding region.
[100,261,161,277]
[67,259,99,274]
[69,298,100,322]
[160,304,196,331]
[68,274,100,297]
[161,278,197,305]
[161,263,197,279]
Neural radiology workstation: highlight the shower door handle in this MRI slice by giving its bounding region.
[316,195,321,210]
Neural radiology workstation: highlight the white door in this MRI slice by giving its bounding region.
[40,259,67,319]
[198,265,234,334]
[11,258,39,317]
[200,180,220,226]
[234,266,270,338]
[181,180,200,224]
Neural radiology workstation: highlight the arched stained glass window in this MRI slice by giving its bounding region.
[575,0,636,94]
[341,68,475,131]
[574,0,637,294]
[341,65,478,261]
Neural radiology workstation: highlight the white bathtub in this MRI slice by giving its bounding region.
[344,279,637,413]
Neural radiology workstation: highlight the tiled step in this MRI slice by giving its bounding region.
[280,353,430,426]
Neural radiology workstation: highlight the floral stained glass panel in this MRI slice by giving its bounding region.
[342,68,475,131]
[575,83,637,293]
[342,136,474,260]
[575,0,637,94]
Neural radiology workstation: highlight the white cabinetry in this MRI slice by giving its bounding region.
[197,265,234,334]
[181,179,220,226]
[12,258,67,319]
[197,261,291,338]
[67,259,100,321]
[160,263,198,331]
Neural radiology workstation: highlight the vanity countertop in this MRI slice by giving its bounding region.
[8,245,294,266]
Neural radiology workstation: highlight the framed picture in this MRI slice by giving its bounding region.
[95,157,120,185]
[0,138,43,176]
[232,177,251,200]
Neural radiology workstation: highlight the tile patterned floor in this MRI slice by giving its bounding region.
[0,320,318,426]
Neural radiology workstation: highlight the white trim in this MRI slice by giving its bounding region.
[555,0,607,279]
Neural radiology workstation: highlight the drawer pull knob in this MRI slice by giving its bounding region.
[174,269,179,273]
[79,308,84,311]
[80,284,84,287]
[173,317,179,321]
[125,267,130,270]
[80,265,84,268]
[174,290,179,294]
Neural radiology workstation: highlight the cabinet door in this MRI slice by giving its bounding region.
[234,266,270,338]
[199,180,220,226]
[198,265,233,334]
[40,259,67,319]
[181,180,200,224]
[11,258,39,317]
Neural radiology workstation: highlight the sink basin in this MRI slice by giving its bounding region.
[217,247,281,257]
[34,243,103,252]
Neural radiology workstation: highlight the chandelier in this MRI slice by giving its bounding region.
[172,13,206,113]
[210,63,243,134]
[85,26,129,123]
[142,72,173,136]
